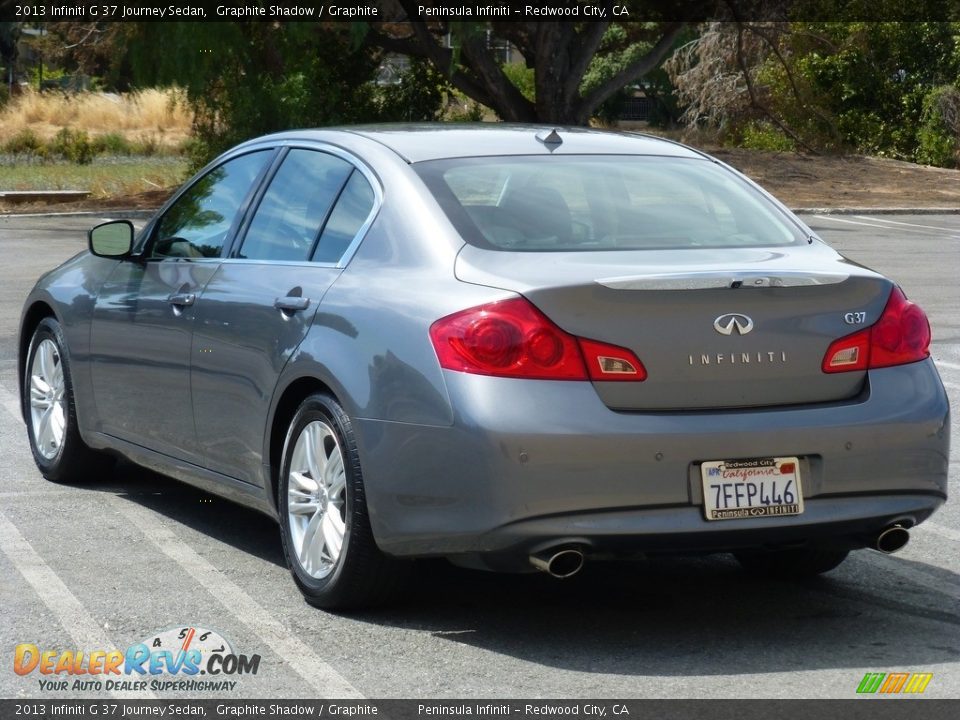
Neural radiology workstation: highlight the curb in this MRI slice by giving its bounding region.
[792,207,960,215]
[0,209,157,220]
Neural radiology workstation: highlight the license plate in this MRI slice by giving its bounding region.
[700,457,804,521]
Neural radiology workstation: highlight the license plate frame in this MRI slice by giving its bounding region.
[700,456,804,521]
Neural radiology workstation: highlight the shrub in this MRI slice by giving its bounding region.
[501,62,535,102]
[91,132,133,156]
[50,128,94,164]
[738,121,797,152]
[3,128,43,155]
[917,85,960,168]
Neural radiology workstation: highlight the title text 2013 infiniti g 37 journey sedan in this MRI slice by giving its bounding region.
[19,125,950,608]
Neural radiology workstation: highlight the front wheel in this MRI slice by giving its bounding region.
[23,317,113,483]
[278,393,408,609]
[734,547,850,577]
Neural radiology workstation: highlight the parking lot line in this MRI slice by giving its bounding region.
[0,510,157,699]
[854,216,960,232]
[109,497,364,699]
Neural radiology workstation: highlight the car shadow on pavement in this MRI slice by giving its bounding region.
[84,462,959,676]
[363,553,960,676]
[91,459,286,568]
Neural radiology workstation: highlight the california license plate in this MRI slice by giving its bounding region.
[700,457,804,521]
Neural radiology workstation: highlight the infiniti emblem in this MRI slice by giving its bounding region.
[714,313,754,336]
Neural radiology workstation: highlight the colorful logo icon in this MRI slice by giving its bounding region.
[857,672,933,695]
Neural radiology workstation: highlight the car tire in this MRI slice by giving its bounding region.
[734,547,850,577]
[278,392,408,609]
[23,317,114,483]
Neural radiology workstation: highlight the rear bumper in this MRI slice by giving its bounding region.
[355,359,950,559]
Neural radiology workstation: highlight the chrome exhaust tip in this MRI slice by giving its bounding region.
[875,525,910,554]
[529,547,585,579]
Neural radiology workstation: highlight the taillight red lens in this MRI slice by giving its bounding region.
[822,287,931,373]
[429,297,646,381]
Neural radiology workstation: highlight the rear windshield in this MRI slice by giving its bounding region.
[414,155,805,251]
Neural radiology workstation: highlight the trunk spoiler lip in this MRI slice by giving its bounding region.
[595,271,851,291]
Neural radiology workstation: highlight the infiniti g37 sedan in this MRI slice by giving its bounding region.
[19,125,950,608]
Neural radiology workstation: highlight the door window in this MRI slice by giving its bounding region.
[151,150,271,259]
[238,149,354,262]
[312,170,376,264]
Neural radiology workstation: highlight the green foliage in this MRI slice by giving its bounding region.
[676,21,960,165]
[1,127,178,164]
[125,23,381,169]
[50,128,94,164]
[374,58,449,122]
[805,24,955,156]
[445,92,486,122]
[917,85,960,167]
[0,84,9,109]
[738,121,797,152]
[3,129,44,156]
[91,132,133,156]
[501,62,535,102]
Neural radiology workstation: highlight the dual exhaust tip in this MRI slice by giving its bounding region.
[528,524,909,577]
[874,524,910,554]
[529,546,585,578]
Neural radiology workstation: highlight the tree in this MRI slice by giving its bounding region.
[666,20,960,163]
[367,0,689,124]
[0,21,20,94]
[123,23,384,167]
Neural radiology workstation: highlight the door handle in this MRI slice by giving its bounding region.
[167,292,196,307]
[274,296,311,313]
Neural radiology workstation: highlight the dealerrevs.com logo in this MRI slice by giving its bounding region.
[856,672,934,695]
[13,626,261,693]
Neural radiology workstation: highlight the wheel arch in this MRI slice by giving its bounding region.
[18,300,59,422]
[265,375,339,513]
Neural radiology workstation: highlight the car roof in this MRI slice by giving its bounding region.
[253,124,707,163]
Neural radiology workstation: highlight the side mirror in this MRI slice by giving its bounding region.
[88,220,134,258]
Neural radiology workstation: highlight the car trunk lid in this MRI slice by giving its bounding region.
[455,244,891,410]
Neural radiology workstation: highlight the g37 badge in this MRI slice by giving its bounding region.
[844,311,867,325]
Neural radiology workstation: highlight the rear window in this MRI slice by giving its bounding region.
[414,155,805,251]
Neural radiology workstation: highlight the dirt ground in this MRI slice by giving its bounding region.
[711,148,960,209]
[2,149,959,214]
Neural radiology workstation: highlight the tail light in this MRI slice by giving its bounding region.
[822,287,931,373]
[430,297,646,381]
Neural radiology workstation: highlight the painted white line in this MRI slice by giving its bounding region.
[110,497,363,698]
[0,510,156,699]
[936,361,960,371]
[0,384,22,423]
[813,215,908,229]
[854,216,960,232]
[923,522,960,544]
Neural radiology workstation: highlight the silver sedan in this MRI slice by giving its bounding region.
[18,125,950,608]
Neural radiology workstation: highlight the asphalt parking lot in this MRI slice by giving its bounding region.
[0,212,957,699]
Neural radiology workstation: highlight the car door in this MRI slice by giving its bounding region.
[190,147,379,485]
[89,150,274,461]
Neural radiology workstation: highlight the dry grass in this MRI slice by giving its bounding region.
[0,88,192,149]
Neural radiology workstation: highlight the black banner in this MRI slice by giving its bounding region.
[1,0,960,23]
[1,700,959,720]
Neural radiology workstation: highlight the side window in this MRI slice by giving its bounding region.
[238,149,354,262]
[151,150,271,259]
[312,171,376,264]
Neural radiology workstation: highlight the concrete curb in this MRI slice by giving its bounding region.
[0,209,157,220]
[793,207,960,215]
